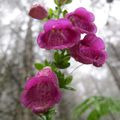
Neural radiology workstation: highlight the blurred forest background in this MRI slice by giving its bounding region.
[0,0,120,120]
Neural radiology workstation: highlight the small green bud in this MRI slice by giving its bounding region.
[54,0,72,6]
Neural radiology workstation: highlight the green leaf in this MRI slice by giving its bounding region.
[54,0,72,5]
[35,58,74,91]
[65,0,72,4]
[55,69,74,90]
[48,8,53,16]
[34,63,44,70]
[63,10,68,17]
[54,51,60,62]
[73,96,120,120]
[34,60,57,72]
[39,108,56,120]
[48,8,54,18]
[45,108,56,120]
[63,56,70,62]
[47,108,56,115]
[53,50,71,69]
[44,60,50,66]
[65,75,73,85]
[73,96,100,119]
[39,115,46,120]
[87,109,100,120]
[55,62,70,69]
[55,70,65,87]
[64,86,76,91]
[54,0,59,5]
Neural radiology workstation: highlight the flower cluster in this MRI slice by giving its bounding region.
[35,6,107,67]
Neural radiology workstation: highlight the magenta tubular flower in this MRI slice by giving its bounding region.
[66,7,97,34]
[70,34,107,67]
[29,4,48,20]
[37,19,80,50]
[20,67,61,114]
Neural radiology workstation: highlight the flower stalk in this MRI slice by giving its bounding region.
[20,0,107,120]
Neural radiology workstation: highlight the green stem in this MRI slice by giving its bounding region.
[46,115,50,120]
[38,116,45,120]
[57,5,61,19]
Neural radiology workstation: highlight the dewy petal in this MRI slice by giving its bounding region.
[81,34,105,50]
[37,19,80,50]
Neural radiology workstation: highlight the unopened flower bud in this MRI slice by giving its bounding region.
[29,4,48,20]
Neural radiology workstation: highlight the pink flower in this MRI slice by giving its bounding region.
[37,19,80,50]
[66,7,97,34]
[29,4,48,20]
[70,34,107,67]
[20,67,61,114]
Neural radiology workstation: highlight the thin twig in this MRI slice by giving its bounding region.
[70,64,83,74]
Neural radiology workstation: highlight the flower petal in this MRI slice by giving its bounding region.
[37,19,80,50]
[81,34,105,50]
[20,67,62,114]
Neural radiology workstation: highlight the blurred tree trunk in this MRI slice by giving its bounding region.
[57,93,72,120]
[107,43,120,90]
[11,18,36,120]
[107,62,120,90]
[23,18,34,76]
[21,18,36,120]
